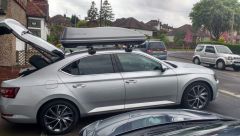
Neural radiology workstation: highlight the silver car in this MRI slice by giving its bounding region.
[0,19,218,135]
[193,44,240,71]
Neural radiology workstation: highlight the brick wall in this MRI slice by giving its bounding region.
[0,0,27,84]
[0,0,27,66]
[0,66,20,84]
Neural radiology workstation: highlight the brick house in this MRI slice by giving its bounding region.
[27,0,49,41]
[112,17,156,37]
[0,0,28,83]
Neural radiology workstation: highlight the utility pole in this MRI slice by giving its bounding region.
[100,0,102,27]
[231,12,235,44]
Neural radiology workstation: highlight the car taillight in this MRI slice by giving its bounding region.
[164,49,167,52]
[147,50,153,53]
[0,87,19,99]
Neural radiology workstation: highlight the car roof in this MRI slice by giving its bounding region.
[198,44,226,47]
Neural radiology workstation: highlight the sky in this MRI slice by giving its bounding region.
[49,0,200,28]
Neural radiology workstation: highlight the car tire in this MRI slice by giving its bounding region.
[233,66,240,72]
[182,82,211,110]
[38,100,79,135]
[193,57,201,65]
[217,60,226,70]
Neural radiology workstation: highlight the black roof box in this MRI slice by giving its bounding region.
[61,27,146,48]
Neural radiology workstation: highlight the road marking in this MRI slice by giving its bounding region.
[219,89,240,98]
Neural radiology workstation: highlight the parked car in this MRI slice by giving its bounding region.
[193,44,240,71]
[80,109,237,136]
[138,40,167,60]
[0,19,218,135]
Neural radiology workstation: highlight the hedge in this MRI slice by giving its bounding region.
[198,41,240,55]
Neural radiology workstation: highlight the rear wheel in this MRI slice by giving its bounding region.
[193,57,201,65]
[38,100,79,135]
[217,60,226,70]
[182,82,211,110]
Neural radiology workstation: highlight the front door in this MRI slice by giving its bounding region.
[116,53,178,109]
[59,54,125,114]
[205,46,217,64]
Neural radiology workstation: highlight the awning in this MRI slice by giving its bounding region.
[61,27,146,48]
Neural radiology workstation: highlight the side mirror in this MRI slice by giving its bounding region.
[154,64,167,73]
[161,67,168,73]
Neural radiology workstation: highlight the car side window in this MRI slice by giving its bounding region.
[205,46,216,53]
[196,45,204,52]
[117,53,161,72]
[62,54,114,75]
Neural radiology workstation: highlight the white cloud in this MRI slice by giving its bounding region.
[49,0,200,27]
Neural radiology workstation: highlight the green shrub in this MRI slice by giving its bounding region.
[198,41,240,54]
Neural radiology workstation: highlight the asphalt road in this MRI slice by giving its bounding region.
[1,51,240,136]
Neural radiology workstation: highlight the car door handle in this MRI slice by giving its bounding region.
[125,80,137,84]
[72,84,86,88]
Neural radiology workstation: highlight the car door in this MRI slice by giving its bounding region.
[58,54,125,114]
[115,53,178,109]
[204,46,217,64]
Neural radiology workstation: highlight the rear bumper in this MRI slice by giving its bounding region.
[0,97,37,124]
[152,54,167,60]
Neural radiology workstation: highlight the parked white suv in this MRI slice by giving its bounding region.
[193,44,240,71]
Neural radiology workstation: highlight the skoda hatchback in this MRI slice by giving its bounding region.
[0,19,219,135]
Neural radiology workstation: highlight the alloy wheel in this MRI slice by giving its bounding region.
[43,105,74,133]
[186,85,209,109]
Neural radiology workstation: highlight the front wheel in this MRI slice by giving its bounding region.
[38,100,79,135]
[217,60,225,70]
[182,82,211,110]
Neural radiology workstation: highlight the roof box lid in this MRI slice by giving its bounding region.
[61,27,146,48]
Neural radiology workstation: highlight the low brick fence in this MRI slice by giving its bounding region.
[0,66,21,84]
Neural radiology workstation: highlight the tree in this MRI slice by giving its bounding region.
[99,0,114,26]
[77,20,88,28]
[70,15,80,27]
[174,31,185,46]
[190,0,240,41]
[87,1,98,22]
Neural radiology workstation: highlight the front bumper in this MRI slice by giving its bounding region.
[225,60,240,67]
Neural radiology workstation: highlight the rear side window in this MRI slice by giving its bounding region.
[148,42,165,49]
[195,45,204,52]
[205,46,216,53]
[62,54,114,75]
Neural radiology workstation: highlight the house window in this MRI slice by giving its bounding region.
[28,19,41,28]
[28,18,42,38]
[29,29,41,37]
[0,0,8,15]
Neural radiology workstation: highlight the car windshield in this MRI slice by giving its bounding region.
[215,46,232,54]
[121,120,239,136]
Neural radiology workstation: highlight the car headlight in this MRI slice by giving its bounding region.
[228,56,233,60]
